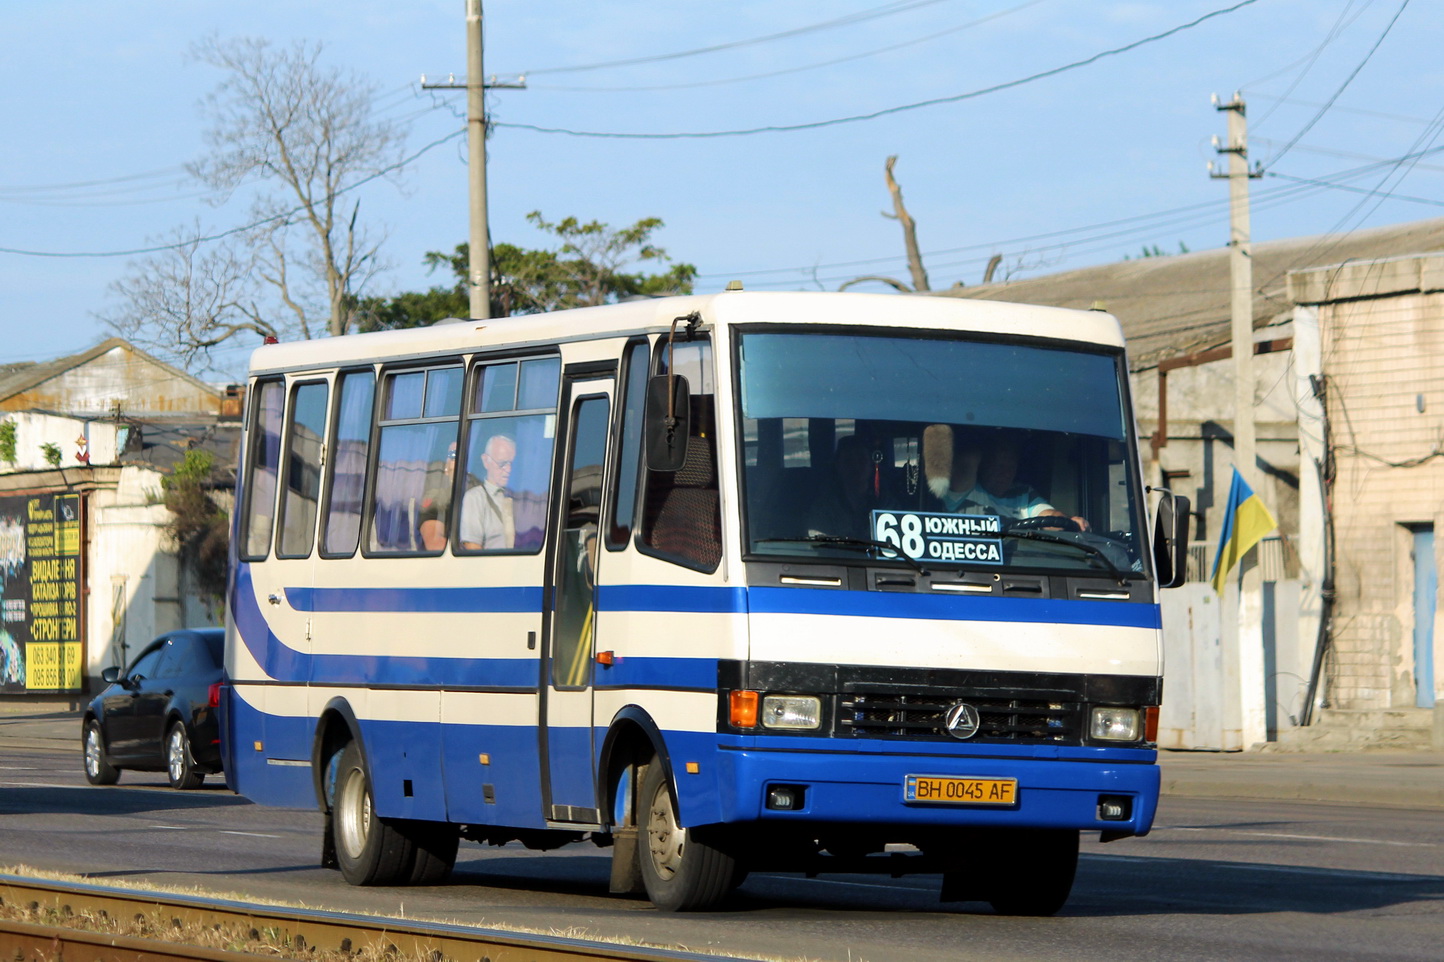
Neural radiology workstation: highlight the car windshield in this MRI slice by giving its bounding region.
[736,330,1146,577]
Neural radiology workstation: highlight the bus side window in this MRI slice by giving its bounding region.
[240,379,285,561]
[607,338,649,550]
[321,370,376,557]
[368,365,463,554]
[456,356,561,554]
[639,337,721,571]
[277,381,329,558]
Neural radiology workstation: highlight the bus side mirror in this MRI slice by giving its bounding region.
[1152,492,1191,589]
[644,374,690,472]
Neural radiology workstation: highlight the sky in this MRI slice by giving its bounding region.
[2,0,1441,381]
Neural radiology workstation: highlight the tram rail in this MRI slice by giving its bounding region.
[0,872,747,962]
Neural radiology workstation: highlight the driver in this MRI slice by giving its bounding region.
[958,433,1090,531]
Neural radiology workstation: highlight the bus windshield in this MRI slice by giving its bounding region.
[737,329,1147,576]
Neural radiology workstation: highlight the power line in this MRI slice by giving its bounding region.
[528,0,1051,93]
[519,0,957,75]
[1265,171,1444,208]
[0,166,188,195]
[1261,0,1411,169]
[0,129,465,259]
[708,149,1430,288]
[1245,0,1374,131]
[492,0,1261,139]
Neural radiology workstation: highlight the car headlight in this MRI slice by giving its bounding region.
[1090,706,1142,741]
[761,695,822,730]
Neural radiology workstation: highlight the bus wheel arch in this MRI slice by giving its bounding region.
[312,699,363,815]
[598,708,672,896]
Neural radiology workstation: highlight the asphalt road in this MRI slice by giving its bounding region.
[1,747,1440,962]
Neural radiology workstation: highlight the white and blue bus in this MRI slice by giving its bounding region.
[222,290,1189,914]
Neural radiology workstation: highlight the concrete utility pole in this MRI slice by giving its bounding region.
[465,0,489,319]
[1210,92,1268,749]
[1210,92,1261,489]
[421,1,525,320]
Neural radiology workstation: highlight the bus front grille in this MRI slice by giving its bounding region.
[837,691,1081,743]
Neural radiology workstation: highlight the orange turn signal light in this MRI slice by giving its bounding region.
[1144,706,1160,742]
[729,690,759,728]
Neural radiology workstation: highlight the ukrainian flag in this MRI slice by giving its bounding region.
[1210,467,1277,593]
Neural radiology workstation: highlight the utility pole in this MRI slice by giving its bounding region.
[1210,92,1261,489]
[421,1,525,320]
[1210,91,1267,749]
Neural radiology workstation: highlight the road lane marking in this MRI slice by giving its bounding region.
[1086,851,1438,883]
[1160,826,1426,847]
[220,831,282,838]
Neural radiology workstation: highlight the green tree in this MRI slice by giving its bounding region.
[356,212,696,330]
[162,449,230,608]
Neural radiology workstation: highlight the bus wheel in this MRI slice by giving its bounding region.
[637,758,737,912]
[985,829,1079,916]
[333,741,415,886]
[405,821,460,885]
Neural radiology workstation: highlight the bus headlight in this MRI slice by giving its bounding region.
[761,695,822,730]
[1090,706,1142,741]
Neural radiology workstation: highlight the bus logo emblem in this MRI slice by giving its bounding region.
[942,702,981,740]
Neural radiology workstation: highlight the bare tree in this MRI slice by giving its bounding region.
[101,223,277,373]
[840,155,930,294]
[883,155,929,293]
[103,36,409,362]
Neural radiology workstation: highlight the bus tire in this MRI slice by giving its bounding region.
[637,758,737,912]
[405,821,460,885]
[333,741,415,886]
[984,828,1079,917]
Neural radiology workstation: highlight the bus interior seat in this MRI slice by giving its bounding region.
[645,432,722,568]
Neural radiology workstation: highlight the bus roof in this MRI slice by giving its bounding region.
[247,291,1125,375]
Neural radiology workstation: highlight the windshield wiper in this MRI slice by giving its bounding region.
[756,536,930,577]
[1000,529,1127,583]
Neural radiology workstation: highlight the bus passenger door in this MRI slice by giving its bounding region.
[542,378,613,823]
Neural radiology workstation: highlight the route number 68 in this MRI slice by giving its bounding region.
[874,512,925,559]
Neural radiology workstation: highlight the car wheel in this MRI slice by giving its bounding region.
[332,741,415,886]
[166,723,204,790]
[83,720,119,785]
[637,757,739,912]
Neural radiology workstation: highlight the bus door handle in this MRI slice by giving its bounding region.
[267,593,282,606]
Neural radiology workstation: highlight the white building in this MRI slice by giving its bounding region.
[0,339,240,699]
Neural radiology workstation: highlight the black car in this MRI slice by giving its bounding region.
[82,628,226,789]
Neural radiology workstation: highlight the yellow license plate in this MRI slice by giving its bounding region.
[904,775,1017,805]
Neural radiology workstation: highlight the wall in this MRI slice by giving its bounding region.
[3,412,123,472]
[1316,289,1444,710]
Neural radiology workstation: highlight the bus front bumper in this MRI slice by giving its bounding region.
[707,742,1160,838]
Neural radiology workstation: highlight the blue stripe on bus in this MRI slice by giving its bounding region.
[232,566,541,688]
[233,567,1156,688]
[747,586,1161,629]
[597,583,1159,630]
[593,657,718,690]
[596,584,747,613]
[265,577,1156,630]
[286,585,543,613]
